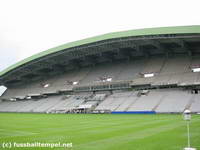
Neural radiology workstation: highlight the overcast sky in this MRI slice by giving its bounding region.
[0,0,200,71]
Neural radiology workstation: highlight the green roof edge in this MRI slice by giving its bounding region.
[1,25,200,77]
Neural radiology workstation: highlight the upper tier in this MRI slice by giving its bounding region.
[1,25,200,86]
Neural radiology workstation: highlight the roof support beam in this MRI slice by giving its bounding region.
[173,39,192,56]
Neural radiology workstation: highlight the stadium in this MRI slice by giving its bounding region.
[0,26,200,150]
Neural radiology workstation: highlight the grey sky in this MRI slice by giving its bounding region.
[0,0,200,72]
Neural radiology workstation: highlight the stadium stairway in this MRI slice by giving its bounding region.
[185,94,196,110]
[189,94,200,112]
[155,89,193,113]
[127,90,164,112]
[124,96,140,111]
[152,94,166,111]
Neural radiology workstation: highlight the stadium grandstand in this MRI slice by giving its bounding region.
[0,25,200,114]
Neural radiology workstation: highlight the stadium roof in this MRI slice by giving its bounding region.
[1,25,200,85]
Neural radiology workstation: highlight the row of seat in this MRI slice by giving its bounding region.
[0,89,200,113]
[95,89,200,113]
[2,56,200,99]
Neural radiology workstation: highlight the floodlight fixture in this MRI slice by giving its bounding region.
[192,68,200,73]
[106,77,112,82]
[43,84,50,88]
[73,81,79,85]
[144,73,154,78]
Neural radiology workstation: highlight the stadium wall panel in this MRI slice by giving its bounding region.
[111,111,156,114]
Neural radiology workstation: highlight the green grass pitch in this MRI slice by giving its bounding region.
[0,113,200,150]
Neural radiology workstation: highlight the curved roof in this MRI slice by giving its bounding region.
[1,25,200,77]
